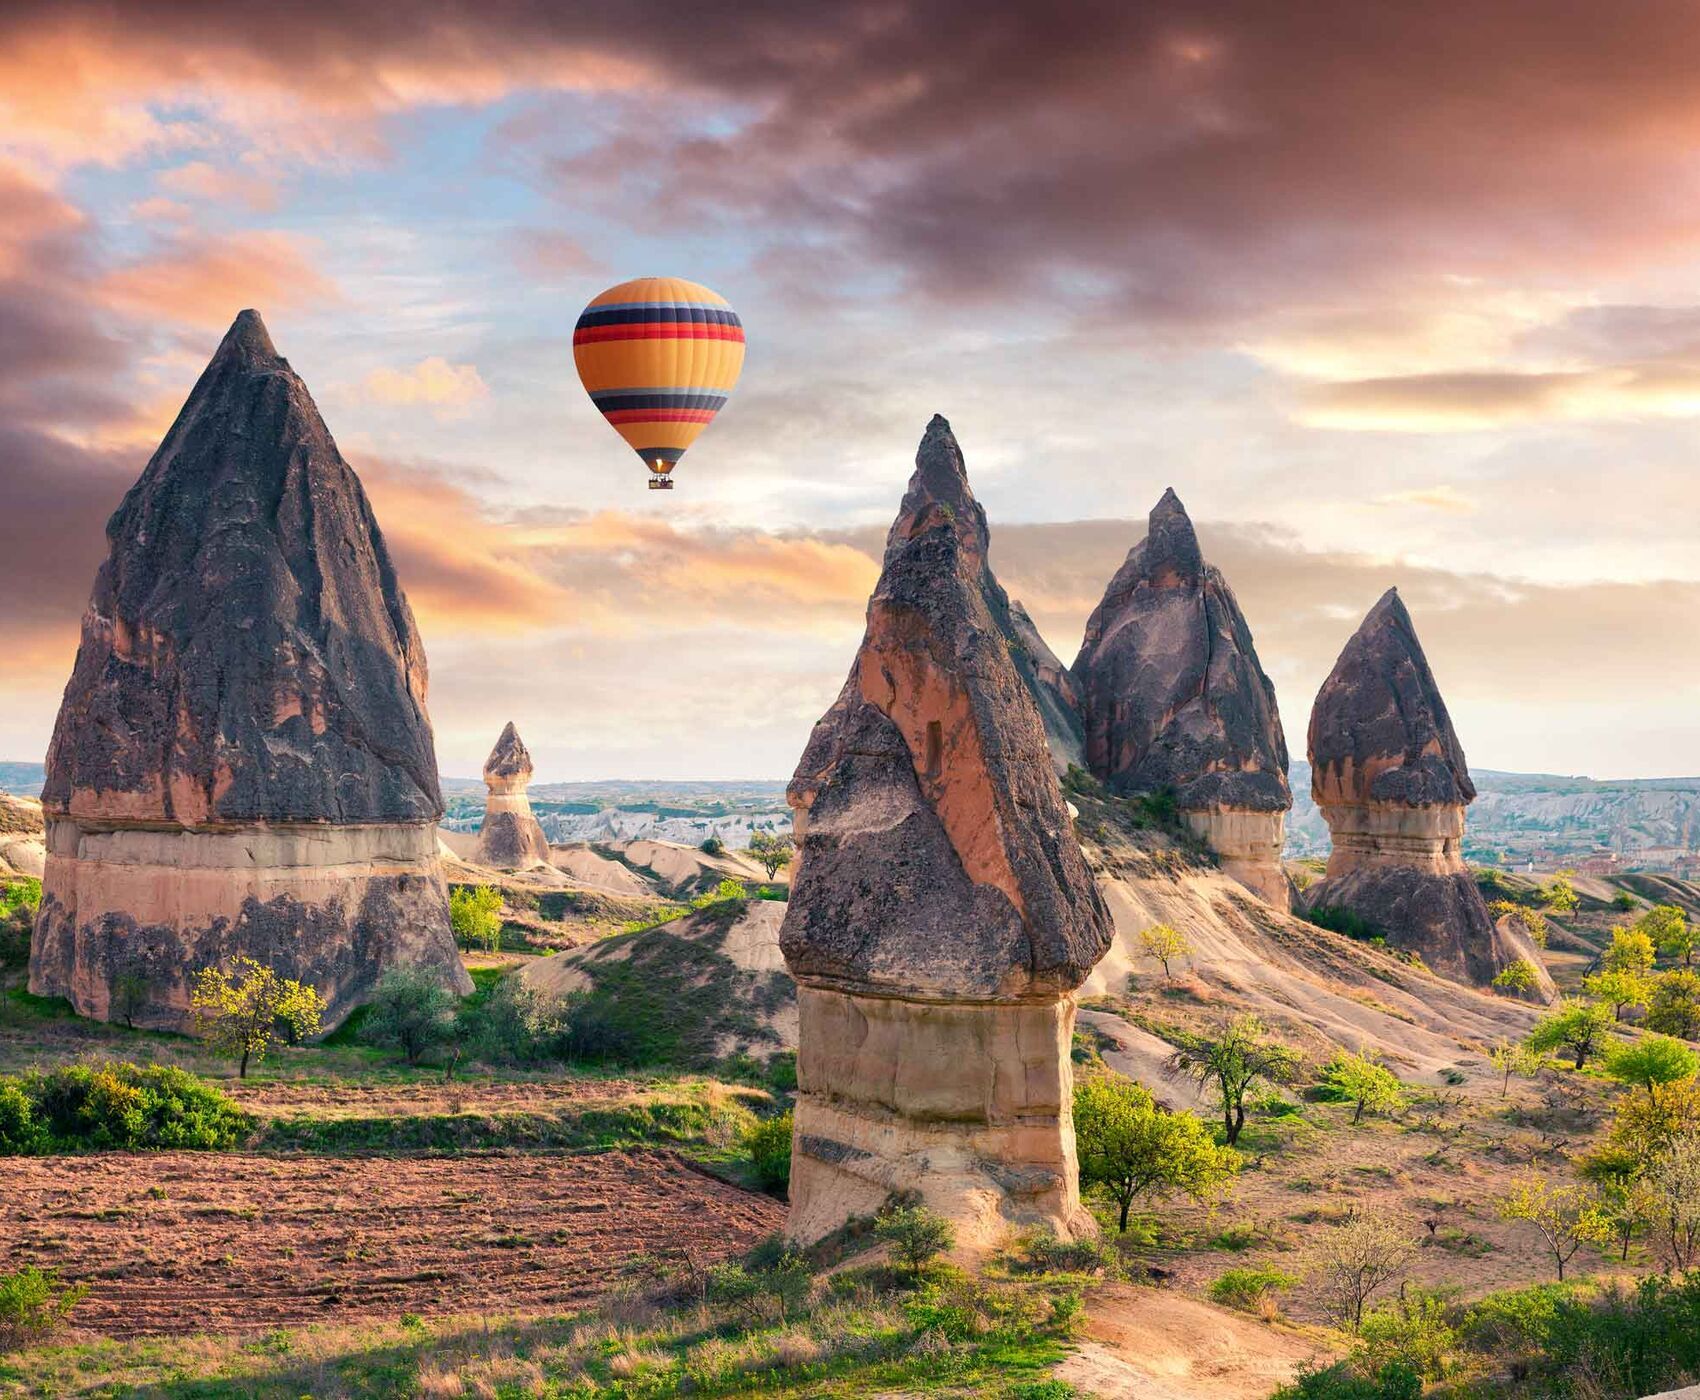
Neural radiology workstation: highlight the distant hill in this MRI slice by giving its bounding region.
[0,762,44,796]
[1289,760,1700,870]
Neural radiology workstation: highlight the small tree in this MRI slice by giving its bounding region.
[874,1203,954,1276]
[361,966,459,1065]
[1074,1075,1238,1232]
[1646,969,1700,1039]
[190,957,324,1078]
[1325,1051,1406,1125]
[1167,1014,1299,1147]
[1603,1034,1699,1110]
[1525,998,1615,1070]
[1543,876,1579,918]
[745,830,794,881]
[449,885,504,954]
[1492,959,1541,996]
[1496,1174,1612,1281]
[1488,1038,1546,1098]
[1582,968,1651,1022]
[699,836,725,857]
[110,971,149,1030]
[1644,1129,1700,1270]
[1613,891,1640,913]
[742,1110,793,1192]
[1305,1211,1416,1330]
[1138,923,1192,980]
[1604,925,1657,975]
[1641,904,1696,965]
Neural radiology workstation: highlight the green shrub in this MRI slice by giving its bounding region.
[1355,1290,1456,1380]
[0,878,38,969]
[449,884,504,953]
[1006,1229,1117,1277]
[1272,1361,1421,1400]
[1208,1266,1295,1312]
[700,836,725,857]
[1308,906,1382,943]
[0,1062,250,1154]
[1009,1383,1079,1400]
[875,1203,955,1275]
[1459,1282,1579,1352]
[0,1266,87,1352]
[743,1110,792,1191]
[359,966,459,1064]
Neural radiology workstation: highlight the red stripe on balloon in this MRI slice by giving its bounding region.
[573,324,746,345]
[601,408,721,425]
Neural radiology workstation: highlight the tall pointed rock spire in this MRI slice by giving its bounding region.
[782,416,1112,1248]
[1303,589,1550,996]
[476,722,551,870]
[31,309,470,1030]
[1070,488,1292,905]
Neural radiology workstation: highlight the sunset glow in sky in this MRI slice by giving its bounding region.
[4,2,1699,781]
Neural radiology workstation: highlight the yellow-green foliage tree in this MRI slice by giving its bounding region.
[1325,1051,1406,1124]
[1493,959,1542,996]
[1582,968,1651,1021]
[1166,1014,1299,1147]
[1496,1174,1613,1281]
[1138,923,1193,980]
[1641,905,1697,965]
[190,957,324,1078]
[450,884,504,954]
[744,830,793,880]
[1074,1074,1238,1232]
[1604,925,1657,975]
[1543,875,1579,917]
[1488,1037,1546,1098]
[1525,998,1615,1070]
[1647,970,1700,1039]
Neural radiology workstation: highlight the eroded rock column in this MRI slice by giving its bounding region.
[475,723,551,870]
[1071,489,1293,908]
[781,416,1113,1248]
[1304,588,1550,995]
[30,309,471,1030]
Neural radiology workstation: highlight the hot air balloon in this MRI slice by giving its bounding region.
[573,276,744,490]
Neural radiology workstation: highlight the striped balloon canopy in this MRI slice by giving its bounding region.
[572,276,745,490]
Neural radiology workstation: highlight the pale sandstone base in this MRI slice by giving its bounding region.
[1182,809,1291,910]
[30,818,472,1031]
[787,984,1092,1250]
[1322,802,1465,876]
[476,786,551,870]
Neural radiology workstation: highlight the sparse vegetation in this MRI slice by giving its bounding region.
[1323,1050,1406,1125]
[359,966,460,1065]
[1496,1173,1613,1281]
[742,1109,792,1192]
[1304,1211,1416,1330]
[1491,957,1541,995]
[873,1203,955,1275]
[1525,997,1615,1070]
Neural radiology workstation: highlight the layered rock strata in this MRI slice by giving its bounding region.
[781,415,1114,1248]
[30,309,471,1030]
[475,723,551,870]
[1305,589,1549,994]
[1071,489,1292,906]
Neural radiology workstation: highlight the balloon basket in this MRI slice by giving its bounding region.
[648,478,675,490]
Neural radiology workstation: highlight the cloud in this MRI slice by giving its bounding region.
[156,159,277,211]
[98,229,338,329]
[1298,363,1700,431]
[1375,485,1477,515]
[362,357,490,415]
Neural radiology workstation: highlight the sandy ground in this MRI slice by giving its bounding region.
[0,1150,782,1337]
[1061,1284,1329,1399]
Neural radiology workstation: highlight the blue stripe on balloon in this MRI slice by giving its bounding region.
[575,304,742,329]
[592,391,728,412]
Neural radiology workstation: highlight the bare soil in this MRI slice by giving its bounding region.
[1,1149,783,1337]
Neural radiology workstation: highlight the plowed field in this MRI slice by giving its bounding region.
[1,1150,783,1336]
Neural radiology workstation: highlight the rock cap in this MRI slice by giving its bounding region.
[1309,588,1474,809]
[484,722,534,785]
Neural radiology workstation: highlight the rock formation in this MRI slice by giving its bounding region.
[30,309,472,1030]
[475,723,551,870]
[1304,589,1549,994]
[998,597,1087,774]
[1071,489,1292,906]
[0,792,45,879]
[781,415,1114,1248]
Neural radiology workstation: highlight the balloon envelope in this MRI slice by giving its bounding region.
[573,276,744,485]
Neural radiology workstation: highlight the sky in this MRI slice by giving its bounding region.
[3,1,1699,782]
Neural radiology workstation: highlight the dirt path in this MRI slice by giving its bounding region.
[1060,1284,1329,1399]
[1,1150,783,1336]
